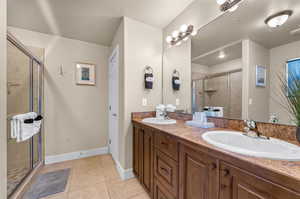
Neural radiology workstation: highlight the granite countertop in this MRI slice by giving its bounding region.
[132,117,300,185]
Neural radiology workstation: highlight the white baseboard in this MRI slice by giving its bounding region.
[115,160,135,180]
[45,147,108,165]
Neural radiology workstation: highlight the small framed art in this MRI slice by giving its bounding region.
[256,65,266,87]
[75,63,96,85]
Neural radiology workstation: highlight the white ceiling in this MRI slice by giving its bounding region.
[192,0,300,58]
[8,0,194,46]
[193,42,242,66]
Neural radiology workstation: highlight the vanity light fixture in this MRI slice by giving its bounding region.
[166,24,197,46]
[218,0,242,12]
[265,10,293,28]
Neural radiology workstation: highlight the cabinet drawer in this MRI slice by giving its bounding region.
[154,149,178,196]
[154,179,176,199]
[155,131,178,161]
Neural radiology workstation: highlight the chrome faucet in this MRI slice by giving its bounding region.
[243,120,263,138]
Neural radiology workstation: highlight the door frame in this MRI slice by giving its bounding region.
[108,45,119,162]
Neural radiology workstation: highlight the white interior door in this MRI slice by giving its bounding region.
[108,46,119,162]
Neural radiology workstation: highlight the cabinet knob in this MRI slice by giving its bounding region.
[222,168,230,177]
[161,142,169,147]
[210,162,217,170]
[160,167,169,174]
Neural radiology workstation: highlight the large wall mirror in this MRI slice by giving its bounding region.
[163,0,300,126]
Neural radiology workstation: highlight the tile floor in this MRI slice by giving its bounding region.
[27,155,150,199]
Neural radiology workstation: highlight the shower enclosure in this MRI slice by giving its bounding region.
[192,69,242,119]
[7,33,43,197]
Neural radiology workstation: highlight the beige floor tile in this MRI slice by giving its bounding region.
[68,182,110,199]
[130,192,151,199]
[40,192,68,199]
[31,155,149,199]
[107,178,145,199]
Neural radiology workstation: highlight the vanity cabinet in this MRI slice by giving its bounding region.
[179,145,218,199]
[132,122,300,199]
[219,162,300,199]
[133,125,154,196]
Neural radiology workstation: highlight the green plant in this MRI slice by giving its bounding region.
[280,72,300,126]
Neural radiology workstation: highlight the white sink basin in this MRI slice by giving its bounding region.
[142,117,176,125]
[202,130,300,161]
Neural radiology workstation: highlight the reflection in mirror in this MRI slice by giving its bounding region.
[163,0,300,126]
[191,41,242,120]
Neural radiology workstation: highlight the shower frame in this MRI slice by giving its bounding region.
[7,32,44,198]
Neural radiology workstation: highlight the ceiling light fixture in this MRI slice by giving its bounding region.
[218,0,242,12]
[218,51,226,59]
[265,10,293,28]
[166,24,196,46]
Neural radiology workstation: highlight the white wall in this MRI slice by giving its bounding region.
[0,0,7,197]
[8,27,110,156]
[269,40,300,125]
[122,17,163,169]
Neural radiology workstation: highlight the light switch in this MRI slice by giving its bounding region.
[142,98,147,106]
[249,98,253,105]
[176,98,180,106]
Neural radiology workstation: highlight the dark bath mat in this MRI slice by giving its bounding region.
[23,168,70,199]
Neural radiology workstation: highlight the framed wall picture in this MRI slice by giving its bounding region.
[75,63,96,85]
[256,65,266,87]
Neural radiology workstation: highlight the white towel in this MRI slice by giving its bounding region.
[12,112,37,142]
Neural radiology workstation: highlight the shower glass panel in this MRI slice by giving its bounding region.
[7,36,43,197]
[32,60,42,167]
[7,41,32,196]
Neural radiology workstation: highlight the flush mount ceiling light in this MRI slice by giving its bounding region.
[218,51,226,59]
[217,0,242,12]
[166,24,197,46]
[265,10,293,28]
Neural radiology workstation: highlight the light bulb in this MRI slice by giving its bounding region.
[183,37,189,41]
[191,30,198,36]
[172,30,179,38]
[228,4,238,12]
[218,51,226,59]
[267,14,289,28]
[175,41,182,46]
[216,0,226,5]
[180,24,188,32]
[166,36,173,43]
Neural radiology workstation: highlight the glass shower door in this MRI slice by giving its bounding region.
[7,40,32,196]
[32,60,42,167]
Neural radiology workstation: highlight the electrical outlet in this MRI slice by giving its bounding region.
[142,98,147,106]
[176,98,180,106]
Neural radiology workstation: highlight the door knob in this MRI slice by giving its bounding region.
[112,113,117,116]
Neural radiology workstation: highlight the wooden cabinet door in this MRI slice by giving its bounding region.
[154,179,176,199]
[142,128,154,195]
[179,145,218,199]
[133,125,141,179]
[220,162,300,199]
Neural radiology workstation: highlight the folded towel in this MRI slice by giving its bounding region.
[11,112,38,142]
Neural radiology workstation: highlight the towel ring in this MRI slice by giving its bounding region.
[173,69,180,77]
[145,66,153,74]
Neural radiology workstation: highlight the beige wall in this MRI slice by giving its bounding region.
[269,40,300,125]
[8,27,110,156]
[163,41,191,111]
[122,17,163,169]
[246,39,270,122]
[0,0,7,197]
[162,1,221,112]
[209,58,242,74]
[163,0,221,40]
